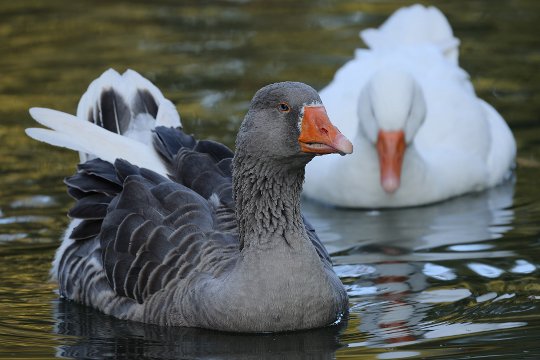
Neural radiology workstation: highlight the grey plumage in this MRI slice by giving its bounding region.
[49,76,349,332]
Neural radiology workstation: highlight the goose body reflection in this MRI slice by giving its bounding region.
[52,299,346,360]
[304,179,528,348]
[303,180,515,260]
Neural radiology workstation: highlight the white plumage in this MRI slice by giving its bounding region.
[304,4,516,208]
[26,69,182,176]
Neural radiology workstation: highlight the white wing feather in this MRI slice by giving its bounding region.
[26,107,168,176]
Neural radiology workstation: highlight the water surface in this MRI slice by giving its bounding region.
[1,0,540,359]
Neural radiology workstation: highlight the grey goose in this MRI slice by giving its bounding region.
[26,69,352,333]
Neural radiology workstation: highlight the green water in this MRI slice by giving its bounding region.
[1,0,539,359]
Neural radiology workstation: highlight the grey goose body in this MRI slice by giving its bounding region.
[26,69,352,333]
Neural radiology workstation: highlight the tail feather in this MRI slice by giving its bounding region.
[76,69,180,128]
[26,69,182,176]
[121,69,180,128]
[360,4,459,63]
[26,107,168,176]
[75,69,181,162]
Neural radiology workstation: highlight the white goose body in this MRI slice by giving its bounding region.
[304,5,516,208]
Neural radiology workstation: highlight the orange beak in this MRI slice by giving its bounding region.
[376,130,406,193]
[298,105,353,156]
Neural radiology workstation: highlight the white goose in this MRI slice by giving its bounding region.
[304,4,516,208]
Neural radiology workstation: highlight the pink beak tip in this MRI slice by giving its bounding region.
[336,133,353,155]
[382,177,400,193]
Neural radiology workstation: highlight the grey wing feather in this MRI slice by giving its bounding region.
[96,160,237,304]
[303,215,332,264]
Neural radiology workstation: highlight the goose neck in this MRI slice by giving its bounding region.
[232,154,307,250]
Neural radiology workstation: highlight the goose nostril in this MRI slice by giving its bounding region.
[320,127,328,135]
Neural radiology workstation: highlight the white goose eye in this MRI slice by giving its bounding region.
[278,102,290,113]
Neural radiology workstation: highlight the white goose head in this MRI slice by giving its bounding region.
[357,68,427,193]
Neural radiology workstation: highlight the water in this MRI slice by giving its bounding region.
[1,0,539,358]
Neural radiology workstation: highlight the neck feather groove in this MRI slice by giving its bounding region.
[232,154,307,249]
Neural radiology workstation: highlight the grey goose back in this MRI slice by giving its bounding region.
[26,69,352,333]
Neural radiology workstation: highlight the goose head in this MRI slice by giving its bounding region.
[357,68,426,193]
[233,82,353,243]
[236,81,353,167]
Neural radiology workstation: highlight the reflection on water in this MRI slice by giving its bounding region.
[1,0,540,359]
[23,178,535,359]
[344,257,527,350]
[303,180,515,258]
[304,180,536,352]
[53,300,346,360]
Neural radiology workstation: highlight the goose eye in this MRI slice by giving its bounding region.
[278,102,290,113]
